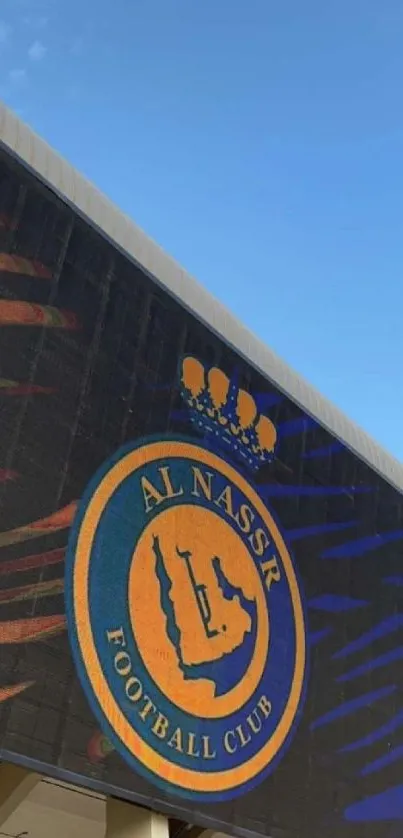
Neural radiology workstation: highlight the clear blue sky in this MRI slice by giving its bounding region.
[1,0,403,459]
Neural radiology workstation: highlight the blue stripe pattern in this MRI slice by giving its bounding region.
[345,786,403,821]
[339,710,403,754]
[337,647,403,683]
[304,442,344,459]
[286,521,356,541]
[311,685,396,731]
[322,530,403,559]
[309,628,332,646]
[309,594,368,613]
[333,615,403,660]
[361,745,403,777]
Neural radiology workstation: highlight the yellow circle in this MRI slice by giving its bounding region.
[129,504,269,719]
[73,440,306,793]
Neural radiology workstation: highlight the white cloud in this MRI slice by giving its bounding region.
[23,15,49,30]
[28,40,47,61]
[9,68,27,85]
[0,21,11,44]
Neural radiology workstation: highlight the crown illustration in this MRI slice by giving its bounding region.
[179,356,277,471]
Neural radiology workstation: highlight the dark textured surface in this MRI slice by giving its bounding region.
[0,146,402,838]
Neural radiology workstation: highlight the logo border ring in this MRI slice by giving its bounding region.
[66,438,306,800]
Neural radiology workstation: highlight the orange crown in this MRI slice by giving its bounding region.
[180,356,277,471]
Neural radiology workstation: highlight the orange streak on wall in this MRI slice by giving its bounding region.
[0,681,35,703]
[0,502,77,548]
[0,615,66,644]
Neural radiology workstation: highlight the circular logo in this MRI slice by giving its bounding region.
[66,438,306,801]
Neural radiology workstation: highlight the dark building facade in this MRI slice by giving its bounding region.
[0,105,403,838]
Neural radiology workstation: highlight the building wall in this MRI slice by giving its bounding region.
[0,144,402,838]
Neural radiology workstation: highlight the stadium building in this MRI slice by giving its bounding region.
[0,100,403,838]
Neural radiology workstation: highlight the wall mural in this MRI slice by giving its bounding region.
[66,358,306,801]
[0,151,403,837]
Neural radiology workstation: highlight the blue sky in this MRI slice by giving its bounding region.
[1,0,403,459]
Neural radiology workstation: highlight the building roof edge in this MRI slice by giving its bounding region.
[1,100,402,492]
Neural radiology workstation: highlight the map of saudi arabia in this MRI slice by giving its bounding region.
[152,535,258,696]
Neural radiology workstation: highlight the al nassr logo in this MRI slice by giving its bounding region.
[65,358,307,801]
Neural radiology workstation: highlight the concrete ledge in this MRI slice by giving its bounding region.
[0,762,40,828]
